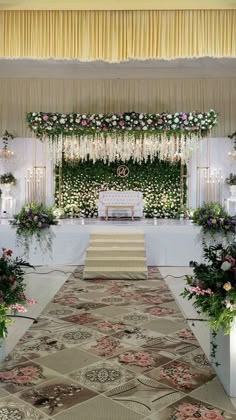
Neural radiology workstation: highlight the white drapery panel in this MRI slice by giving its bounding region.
[0,78,236,137]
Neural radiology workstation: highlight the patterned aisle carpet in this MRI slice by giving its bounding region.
[0,267,236,420]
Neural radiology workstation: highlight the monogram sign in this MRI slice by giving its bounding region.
[117,165,129,177]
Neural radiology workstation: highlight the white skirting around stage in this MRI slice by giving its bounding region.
[0,218,203,266]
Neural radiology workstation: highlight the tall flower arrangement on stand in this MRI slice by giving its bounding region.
[0,248,35,339]
[192,202,234,236]
[10,203,58,257]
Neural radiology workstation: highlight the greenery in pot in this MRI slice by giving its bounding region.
[0,173,16,185]
[225,173,236,186]
[192,202,234,234]
[0,248,35,338]
[182,242,236,335]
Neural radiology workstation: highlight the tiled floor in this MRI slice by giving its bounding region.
[0,267,236,419]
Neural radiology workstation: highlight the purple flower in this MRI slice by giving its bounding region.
[81,120,88,126]
[43,114,49,121]
[181,113,187,121]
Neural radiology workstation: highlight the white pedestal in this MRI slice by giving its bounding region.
[226,197,236,216]
[212,323,236,397]
[1,196,16,218]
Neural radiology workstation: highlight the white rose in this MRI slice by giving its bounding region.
[112,121,117,126]
[174,118,179,123]
[32,112,37,116]
[198,114,203,119]
[53,116,58,121]
[139,114,144,120]
[60,118,65,124]
[112,115,117,120]
[96,121,101,126]
[82,115,87,119]
[125,116,130,120]
[221,261,231,271]
[142,126,148,130]
[188,116,193,121]
[167,114,172,119]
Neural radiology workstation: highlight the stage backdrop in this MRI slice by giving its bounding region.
[55,159,186,218]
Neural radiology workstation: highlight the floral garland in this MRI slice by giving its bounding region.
[27,110,217,138]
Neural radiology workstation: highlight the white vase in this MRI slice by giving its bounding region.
[229,185,236,198]
[211,322,236,397]
[0,338,6,362]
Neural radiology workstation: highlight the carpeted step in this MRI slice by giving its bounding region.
[90,234,145,240]
[86,248,146,258]
[89,239,144,248]
[83,233,148,280]
[83,266,148,280]
[85,256,147,268]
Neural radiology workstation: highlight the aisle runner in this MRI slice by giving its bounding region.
[83,233,148,280]
[0,267,229,420]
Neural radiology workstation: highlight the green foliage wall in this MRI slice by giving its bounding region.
[55,159,186,218]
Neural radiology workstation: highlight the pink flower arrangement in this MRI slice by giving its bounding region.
[96,321,125,332]
[0,364,43,385]
[173,402,224,420]
[148,307,176,316]
[190,286,214,296]
[119,350,155,367]
[92,336,124,357]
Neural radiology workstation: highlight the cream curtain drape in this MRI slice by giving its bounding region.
[0,10,236,61]
[0,78,235,137]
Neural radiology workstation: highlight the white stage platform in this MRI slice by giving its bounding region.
[0,218,202,266]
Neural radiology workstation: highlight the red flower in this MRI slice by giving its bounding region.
[6,250,13,256]
[9,276,15,284]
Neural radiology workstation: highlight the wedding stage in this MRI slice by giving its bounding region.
[0,218,202,267]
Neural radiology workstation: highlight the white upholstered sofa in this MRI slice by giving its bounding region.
[98,191,143,219]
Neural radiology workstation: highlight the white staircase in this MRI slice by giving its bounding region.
[83,233,148,280]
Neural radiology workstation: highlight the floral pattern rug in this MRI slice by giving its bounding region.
[0,267,235,419]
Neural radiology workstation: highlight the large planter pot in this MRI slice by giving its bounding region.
[229,185,236,198]
[211,322,236,397]
[0,338,6,362]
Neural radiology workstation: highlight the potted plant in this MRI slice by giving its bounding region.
[182,242,236,397]
[226,173,236,197]
[0,248,35,360]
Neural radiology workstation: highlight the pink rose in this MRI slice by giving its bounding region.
[181,113,187,120]
[178,403,198,416]
[158,119,163,124]
[20,366,39,376]
[43,115,49,121]
[119,121,125,126]
[27,298,36,305]
[13,375,32,384]
[81,120,88,126]
[0,370,18,379]
[119,353,136,363]
[137,358,153,367]
[201,410,224,420]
